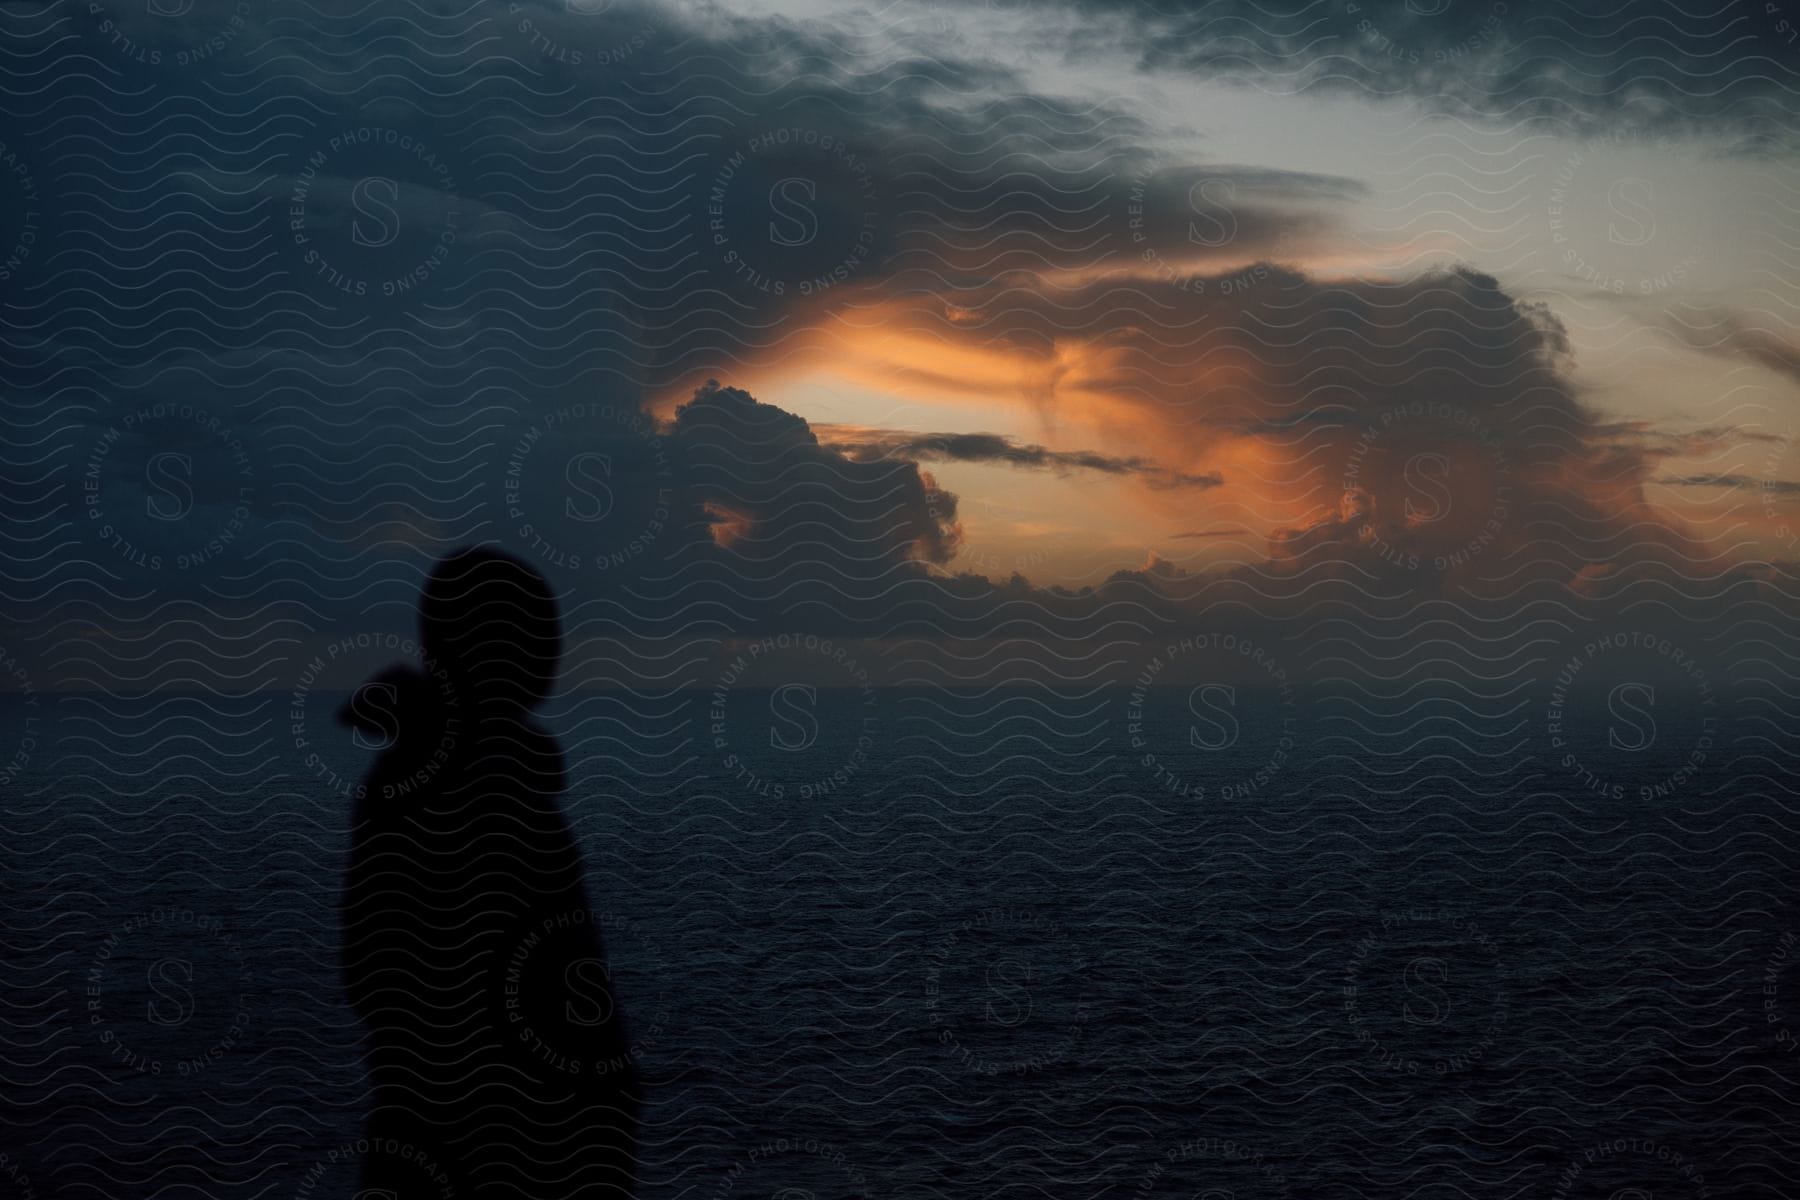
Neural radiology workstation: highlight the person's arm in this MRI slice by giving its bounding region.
[336,664,435,1019]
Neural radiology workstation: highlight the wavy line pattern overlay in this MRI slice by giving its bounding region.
[3,0,1800,1197]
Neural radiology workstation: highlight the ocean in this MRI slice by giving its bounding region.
[1,687,1792,1199]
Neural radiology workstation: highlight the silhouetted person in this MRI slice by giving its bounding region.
[339,546,639,1198]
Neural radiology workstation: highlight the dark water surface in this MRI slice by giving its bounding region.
[2,688,1793,1199]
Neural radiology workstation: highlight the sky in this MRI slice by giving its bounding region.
[8,11,1800,1197]
[3,0,1799,689]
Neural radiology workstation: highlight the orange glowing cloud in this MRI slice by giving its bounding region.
[694,264,1741,589]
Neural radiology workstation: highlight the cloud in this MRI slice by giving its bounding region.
[1011,0,1800,150]
[820,428,1223,489]
[12,0,1792,695]
[1659,473,1800,496]
[1168,528,1243,540]
[463,253,1768,686]
[1655,307,1800,385]
[670,378,961,568]
[737,262,1719,587]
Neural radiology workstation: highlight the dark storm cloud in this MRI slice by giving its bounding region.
[790,263,1717,595]
[824,429,1223,489]
[1019,0,1800,150]
[448,4,1365,386]
[669,380,961,568]
[12,0,1787,691]
[625,70,1360,387]
[472,261,1763,687]
[493,378,969,639]
[21,0,1373,390]
[6,0,1352,659]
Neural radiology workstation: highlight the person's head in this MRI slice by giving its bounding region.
[418,546,561,711]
